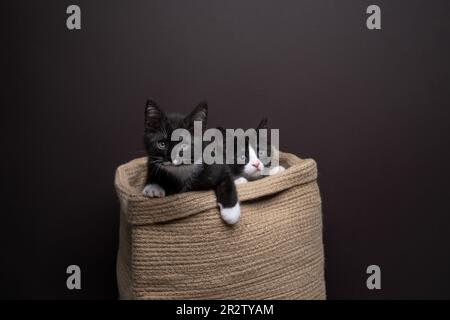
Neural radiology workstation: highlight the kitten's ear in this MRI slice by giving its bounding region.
[257,118,268,130]
[145,99,165,130]
[186,101,208,129]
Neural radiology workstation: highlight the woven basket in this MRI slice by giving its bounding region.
[115,152,326,299]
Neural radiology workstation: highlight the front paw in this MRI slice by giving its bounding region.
[142,183,166,198]
[218,202,240,225]
[269,165,286,175]
[234,177,248,185]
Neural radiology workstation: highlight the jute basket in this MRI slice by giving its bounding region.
[115,152,326,299]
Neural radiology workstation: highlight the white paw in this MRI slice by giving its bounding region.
[218,202,240,225]
[234,177,248,185]
[142,183,166,198]
[269,165,286,175]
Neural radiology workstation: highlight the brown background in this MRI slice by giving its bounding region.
[2,0,450,299]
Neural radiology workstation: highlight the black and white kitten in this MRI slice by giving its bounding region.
[221,119,285,185]
[142,100,240,225]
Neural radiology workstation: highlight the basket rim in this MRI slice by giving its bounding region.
[114,152,317,225]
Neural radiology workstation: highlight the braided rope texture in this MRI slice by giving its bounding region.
[115,152,326,299]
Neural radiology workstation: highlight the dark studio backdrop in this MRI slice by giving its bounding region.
[2,0,450,299]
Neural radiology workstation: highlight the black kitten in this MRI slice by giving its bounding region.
[142,100,240,224]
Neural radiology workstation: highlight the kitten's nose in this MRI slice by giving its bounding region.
[252,160,260,170]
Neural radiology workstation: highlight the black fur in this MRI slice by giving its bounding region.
[143,100,238,208]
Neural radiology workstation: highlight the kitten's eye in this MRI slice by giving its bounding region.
[157,141,166,149]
